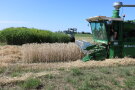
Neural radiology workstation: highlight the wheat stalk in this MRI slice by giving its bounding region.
[22,43,83,63]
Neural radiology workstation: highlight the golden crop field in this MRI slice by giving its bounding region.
[22,43,83,63]
[0,43,83,63]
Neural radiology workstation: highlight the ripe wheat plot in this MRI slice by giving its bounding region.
[22,43,83,63]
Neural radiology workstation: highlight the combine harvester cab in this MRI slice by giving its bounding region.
[81,2,135,62]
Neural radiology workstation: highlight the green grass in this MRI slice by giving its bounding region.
[75,33,93,43]
[34,65,135,90]
[70,68,83,76]
[1,65,135,89]
[75,33,92,37]
[0,42,7,46]
[44,74,55,79]
[0,68,6,74]
[10,72,22,77]
[20,78,41,89]
[124,76,135,89]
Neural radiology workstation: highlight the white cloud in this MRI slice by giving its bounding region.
[0,20,26,24]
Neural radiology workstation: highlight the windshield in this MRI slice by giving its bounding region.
[90,22,108,42]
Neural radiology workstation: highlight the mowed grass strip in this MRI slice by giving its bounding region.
[1,65,135,89]
[41,65,135,90]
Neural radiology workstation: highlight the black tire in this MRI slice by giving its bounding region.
[70,36,75,42]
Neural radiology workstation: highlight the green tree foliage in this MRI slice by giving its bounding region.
[0,27,70,45]
[0,31,5,43]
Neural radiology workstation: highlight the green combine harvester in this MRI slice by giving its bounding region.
[77,2,135,62]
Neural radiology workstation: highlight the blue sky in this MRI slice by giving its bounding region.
[0,0,135,32]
